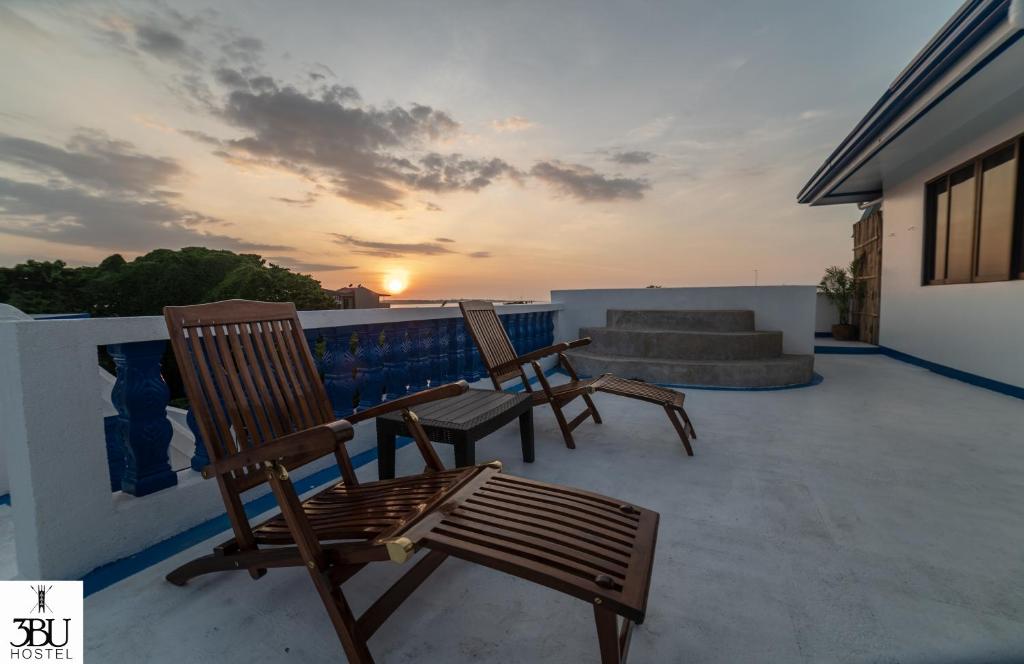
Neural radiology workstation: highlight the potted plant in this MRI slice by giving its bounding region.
[818,262,863,341]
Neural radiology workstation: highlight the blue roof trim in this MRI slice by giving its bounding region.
[798,0,1013,205]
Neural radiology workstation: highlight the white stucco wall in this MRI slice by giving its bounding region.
[879,111,1024,388]
[815,293,839,333]
[550,286,817,355]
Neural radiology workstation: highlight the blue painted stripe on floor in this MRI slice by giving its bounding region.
[815,345,882,355]
[878,346,1024,400]
[814,332,834,338]
[0,493,10,507]
[81,436,415,597]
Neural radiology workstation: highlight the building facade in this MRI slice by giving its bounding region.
[800,0,1024,390]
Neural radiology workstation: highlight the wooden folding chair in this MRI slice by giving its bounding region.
[459,301,697,455]
[164,300,658,663]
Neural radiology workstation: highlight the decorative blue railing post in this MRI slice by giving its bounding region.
[382,324,409,399]
[357,325,385,409]
[544,311,555,346]
[186,408,209,472]
[106,341,177,496]
[304,328,324,379]
[526,312,539,352]
[433,318,450,385]
[514,313,528,353]
[324,328,357,418]
[410,321,433,390]
[451,318,467,381]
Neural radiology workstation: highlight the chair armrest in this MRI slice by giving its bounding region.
[346,381,470,424]
[202,420,354,478]
[492,342,570,375]
[565,337,591,349]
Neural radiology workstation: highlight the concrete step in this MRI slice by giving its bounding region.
[568,350,815,388]
[580,327,783,361]
[607,309,755,332]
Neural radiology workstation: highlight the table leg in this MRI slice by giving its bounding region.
[519,409,535,463]
[454,439,476,468]
[377,426,396,480]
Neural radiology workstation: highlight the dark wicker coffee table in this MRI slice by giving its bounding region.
[375,388,534,480]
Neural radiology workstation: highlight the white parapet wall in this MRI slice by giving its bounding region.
[550,286,817,355]
[0,303,560,580]
[815,293,839,335]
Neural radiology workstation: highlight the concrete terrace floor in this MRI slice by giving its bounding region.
[5,354,1024,662]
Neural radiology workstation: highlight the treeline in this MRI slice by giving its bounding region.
[0,247,338,316]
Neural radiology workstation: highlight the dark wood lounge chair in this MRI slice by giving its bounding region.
[163,300,658,663]
[459,300,697,455]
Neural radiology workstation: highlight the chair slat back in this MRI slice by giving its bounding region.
[164,300,337,493]
[459,301,521,385]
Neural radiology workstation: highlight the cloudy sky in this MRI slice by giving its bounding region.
[0,0,961,299]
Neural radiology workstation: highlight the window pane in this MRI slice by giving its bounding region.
[947,166,975,282]
[976,145,1016,278]
[928,179,949,281]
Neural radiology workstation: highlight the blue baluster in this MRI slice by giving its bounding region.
[544,311,555,346]
[106,341,177,496]
[186,408,209,472]
[432,318,449,385]
[451,318,467,381]
[324,327,357,417]
[357,325,386,409]
[382,324,404,399]
[409,321,432,390]
[515,313,528,354]
[526,312,540,351]
[397,324,416,395]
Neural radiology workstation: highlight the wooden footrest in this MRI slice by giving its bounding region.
[392,465,659,624]
[590,374,685,409]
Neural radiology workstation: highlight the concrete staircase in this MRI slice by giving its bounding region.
[568,309,814,388]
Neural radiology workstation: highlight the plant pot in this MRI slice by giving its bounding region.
[831,324,858,341]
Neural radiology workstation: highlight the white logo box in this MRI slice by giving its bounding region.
[0,581,83,662]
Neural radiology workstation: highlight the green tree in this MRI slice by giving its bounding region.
[0,247,338,316]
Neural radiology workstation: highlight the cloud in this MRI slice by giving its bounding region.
[424,201,443,212]
[468,251,492,258]
[435,236,455,242]
[0,130,182,193]
[530,161,649,201]
[0,130,286,252]
[608,150,655,165]
[332,234,456,258]
[265,256,356,272]
[799,109,828,121]
[0,177,287,252]
[208,83,518,207]
[135,24,187,59]
[492,115,534,132]
[271,192,318,207]
[402,153,521,193]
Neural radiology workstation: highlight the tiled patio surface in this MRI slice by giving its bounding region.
[4,354,1024,662]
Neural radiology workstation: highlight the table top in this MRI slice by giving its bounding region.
[377,388,531,431]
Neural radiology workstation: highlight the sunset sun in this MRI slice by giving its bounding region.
[384,273,409,295]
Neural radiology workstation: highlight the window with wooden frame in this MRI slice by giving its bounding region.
[923,137,1024,285]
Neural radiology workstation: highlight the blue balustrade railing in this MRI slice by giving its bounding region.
[101,308,556,494]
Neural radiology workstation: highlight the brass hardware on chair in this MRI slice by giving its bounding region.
[486,460,503,470]
[385,537,415,564]
[263,461,290,481]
